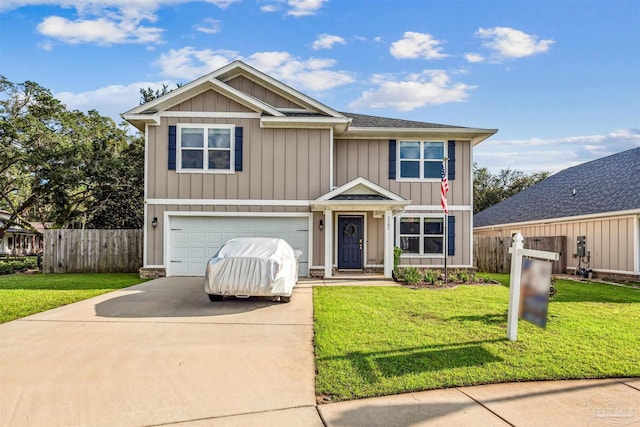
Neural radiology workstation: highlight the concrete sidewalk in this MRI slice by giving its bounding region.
[318,378,640,427]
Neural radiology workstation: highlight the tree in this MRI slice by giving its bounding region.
[139,83,182,105]
[0,77,145,236]
[0,77,88,239]
[473,164,550,214]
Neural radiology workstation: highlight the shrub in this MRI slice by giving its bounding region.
[393,246,402,276]
[456,270,469,283]
[0,257,38,275]
[403,267,422,286]
[424,269,440,284]
[550,275,558,299]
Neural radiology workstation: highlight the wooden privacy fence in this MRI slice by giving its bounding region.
[474,235,567,274]
[43,229,143,273]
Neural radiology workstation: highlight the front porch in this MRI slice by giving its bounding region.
[310,177,411,279]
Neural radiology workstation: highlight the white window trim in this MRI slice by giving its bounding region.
[396,213,446,258]
[176,123,236,174]
[396,140,446,182]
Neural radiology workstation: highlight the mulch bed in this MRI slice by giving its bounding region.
[398,276,500,290]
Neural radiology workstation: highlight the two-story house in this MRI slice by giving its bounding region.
[122,61,497,279]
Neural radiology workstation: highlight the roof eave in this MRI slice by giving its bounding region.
[338,126,498,141]
[260,116,351,133]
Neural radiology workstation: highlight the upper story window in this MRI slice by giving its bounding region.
[398,141,445,180]
[178,124,235,173]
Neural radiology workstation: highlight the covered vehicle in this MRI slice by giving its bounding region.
[204,237,301,302]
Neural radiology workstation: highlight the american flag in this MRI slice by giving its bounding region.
[441,163,449,213]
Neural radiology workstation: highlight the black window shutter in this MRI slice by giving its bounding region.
[234,126,243,171]
[168,126,176,170]
[448,140,456,180]
[388,139,396,179]
[447,215,455,256]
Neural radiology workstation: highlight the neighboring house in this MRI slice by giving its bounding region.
[0,211,44,256]
[474,147,640,280]
[122,61,497,279]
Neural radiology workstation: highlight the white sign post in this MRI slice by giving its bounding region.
[506,233,559,341]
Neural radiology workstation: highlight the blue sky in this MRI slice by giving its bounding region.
[1,0,638,173]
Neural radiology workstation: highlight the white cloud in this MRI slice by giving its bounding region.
[56,80,175,122]
[194,17,220,34]
[156,47,354,92]
[155,47,240,79]
[287,0,327,16]
[476,27,554,59]
[475,128,640,172]
[244,51,353,91]
[373,36,382,43]
[464,53,484,63]
[37,13,163,44]
[38,40,54,50]
[155,47,354,92]
[260,4,279,12]
[349,70,474,112]
[0,1,239,11]
[312,33,345,50]
[390,31,448,60]
[4,1,240,45]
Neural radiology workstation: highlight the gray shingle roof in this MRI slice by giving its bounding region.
[474,147,640,227]
[340,112,464,129]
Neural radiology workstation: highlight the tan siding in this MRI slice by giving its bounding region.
[366,213,384,265]
[334,139,472,205]
[167,90,253,112]
[148,118,331,200]
[225,75,306,109]
[474,215,639,274]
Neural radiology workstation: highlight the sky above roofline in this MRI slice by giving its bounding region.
[1,0,638,173]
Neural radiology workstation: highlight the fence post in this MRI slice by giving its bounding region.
[507,233,524,341]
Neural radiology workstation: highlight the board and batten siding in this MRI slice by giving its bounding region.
[147,118,331,201]
[225,75,306,109]
[474,214,638,274]
[333,139,472,206]
[167,89,254,113]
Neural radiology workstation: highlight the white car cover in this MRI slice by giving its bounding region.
[204,237,300,297]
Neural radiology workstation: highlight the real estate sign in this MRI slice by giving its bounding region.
[519,258,552,328]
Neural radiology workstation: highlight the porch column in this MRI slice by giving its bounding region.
[383,210,393,278]
[324,209,333,278]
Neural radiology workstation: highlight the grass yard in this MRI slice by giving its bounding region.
[314,274,640,401]
[0,273,147,323]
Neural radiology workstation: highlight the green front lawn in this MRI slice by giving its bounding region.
[314,275,640,401]
[0,273,147,323]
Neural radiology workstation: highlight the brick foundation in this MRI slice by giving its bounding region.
[139,267,166,279]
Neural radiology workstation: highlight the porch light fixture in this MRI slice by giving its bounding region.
[152,217,158,229]
[319,219,324,231]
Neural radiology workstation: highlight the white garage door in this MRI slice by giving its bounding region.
[168,216,309,277]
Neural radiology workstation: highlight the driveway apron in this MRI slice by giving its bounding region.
[0,277,321,427]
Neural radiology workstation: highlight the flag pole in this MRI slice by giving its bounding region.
[443,157,448,285]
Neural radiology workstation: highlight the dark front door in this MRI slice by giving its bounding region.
[337,215,364,269]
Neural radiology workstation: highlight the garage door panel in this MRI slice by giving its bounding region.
[169,216,309,277]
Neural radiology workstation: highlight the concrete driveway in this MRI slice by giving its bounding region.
[0,277,322,427]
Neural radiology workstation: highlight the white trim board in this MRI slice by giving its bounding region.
[405,205,471,211]
[147,199,310,206]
